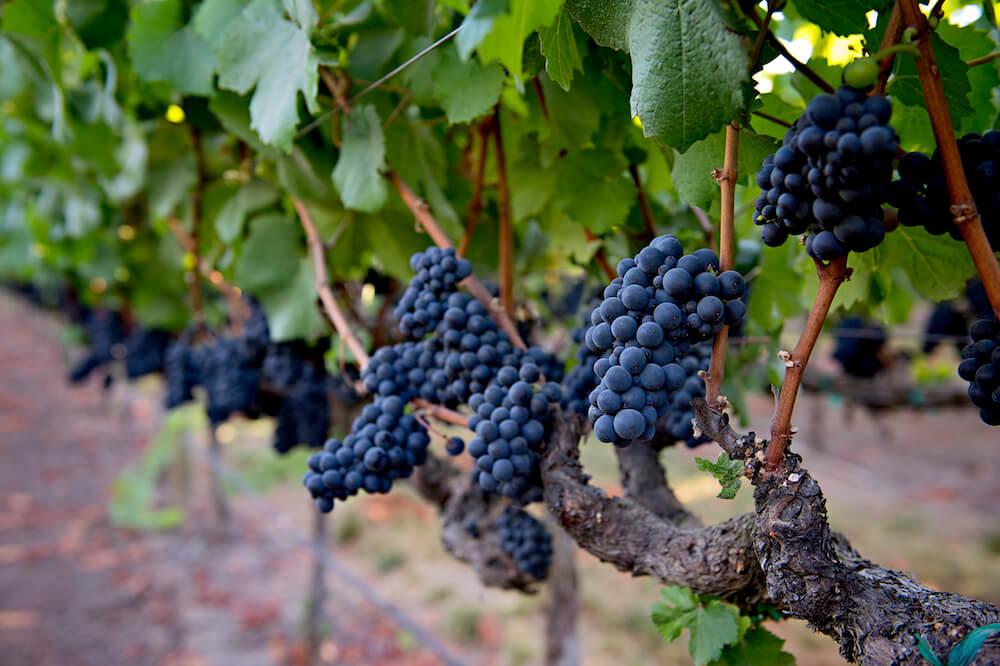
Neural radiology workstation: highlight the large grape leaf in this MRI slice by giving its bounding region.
[332,105,387,213]
[566,0,747,151]
[788,0,889,37]
[539,8,585,91]
[215,0,320,151]
[456,0,508,59]
[431,48,505,124]
[873,226,975,302]
[233,213,302,293]
[127,0,217,96]
[214,179,279,242]
[554,148,634,233]
[477,0,563,79]
[192,0,248,46]
[936,21,1000,136]
[651,586,743,665]
[709,627,795,666]
[2,0,62,79]
[256,257,328,341]
[65,0,129,51]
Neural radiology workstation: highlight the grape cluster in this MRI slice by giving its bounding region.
[67,309,126,383]
[754,86,896,260]
[495,507,552,580]
[302,396,431,512]
[394,247,472,340]
[958,319,1000,426]
[465,356,563,503]
[663,341,712,448]
[923,302,968,355]
[562,314,603,417]
[889,131,1000,249]
[261,342,309,391]
[584,235,747,446]
[198,338,262,425]
[125,327,172,378]
[832,317,887,379]
[273,364,331,453]
[164,332,200,408]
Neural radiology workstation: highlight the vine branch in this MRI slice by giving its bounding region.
[897,0,1000,319]
[494,107,515,315]
[386,170,527,350]
[745,4,835,94]
[765,256,851,471]
[874,3,903,96]
[628,164,656,239]
[583,228,617,282]
[705,121,739,409]
[292,198,371,369]
[167,219,248,322]
[187,127,207,331]
[458,119,493,258]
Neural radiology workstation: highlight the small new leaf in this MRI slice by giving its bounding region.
[709,626,796,665]
[651,586,743,665]
[695,454,743,500]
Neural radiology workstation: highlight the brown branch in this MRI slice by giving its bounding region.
[749,0,776,70]
[293,198,371,369]
[458,120,492,258]
[898,0,1000,319]
[873,3,903,96]
[386,170,528,349]
[706,122,739,409]
[765,256,851,471]
[494,107,515,315]
[751,110,792,128]
[690,205,715,247]
[582,228,617,282]
[532,78,550,122]
[167,220,248,321]
[628,164,656,240]
[614,441,701,528]
[412,397,470,428]
[187,128,207,331]
[320,67,351,146]
[746,7,835,94]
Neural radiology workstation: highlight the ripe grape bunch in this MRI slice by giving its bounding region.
[958,318,1000,426]
[394,247,472,340]
[584,235,746,447]
[303,395,431,513]
[562,307,603,417]
[495,506,553,580]
[663,341,712,448]
[753,83,897,260]
[889,131,1000,249]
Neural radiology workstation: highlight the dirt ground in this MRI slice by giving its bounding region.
[1,290,998,666]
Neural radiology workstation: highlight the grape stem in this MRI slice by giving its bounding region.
[968,50,1000,67]
[582,228,618,282]
[187,127,207,333]
[292,198,372,369]
[319,66,349,145]
[705,122,739,409]
[457,118,493,258]
[386,170,528,350]
[494,106,515,316]
[897,0,1000,319]
[167,219,248,324]
[764,256,851,472]
[629,164,657,240]
[744,3,835,94]
[873,3,903,97]
[868,43,920,62]
[748,0,776,71]
[412,398,471,428]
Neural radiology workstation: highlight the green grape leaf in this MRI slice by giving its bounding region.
[332,105,388,213]
[709,626,796,666]
[477,0,563,79]
[787,0,888,37]
[456,0,509,60]
[695,454,743,500]
[215,0,320,151]
[65,0,130,51]
[554,148,634,234]
[282,0,318,31]
[277,146,337,201]
[673,128,780,211]
[2,0,63,79]
[215,179,280,242]
[127,0,217,96]
[256,257,329,341]
[430,49,506,124]
[192,0,248,47]
[651,586,743,665]
[233,213,302,293]
[539,8,585,91]
[874,226,975,302]
[566,0,747,151]
[510,158,557,221]
[935,21,1000,136]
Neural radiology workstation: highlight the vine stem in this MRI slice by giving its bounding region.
[292,198,372,369]
[385,170,528,350]
[167,219,248,321]
[749,0,776,70]
[752,110,792,129]
[629,164,656,239]
[458,119,493,257]
[746,6,835,94]
[705,122,739,408]
[412,398,470,428]
[583,228,617,282]
[874,3,903,96]
[969,50,1000,67]
[765,256,851,471]
[691,205,715,249]
[188,128,206,332]
[897,0,1000,319]
[494,107,515,315]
